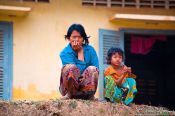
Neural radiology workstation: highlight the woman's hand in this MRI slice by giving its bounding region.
[71,41,82,51]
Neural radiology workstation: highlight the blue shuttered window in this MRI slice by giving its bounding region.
[0,22,13,100]
[98,29,124,100]
[0,30,3,98]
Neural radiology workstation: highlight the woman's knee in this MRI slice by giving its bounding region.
[85,66,99,78]
[62,64,77,70]
[61,64,81,80]
[61,64,80,73]
[86,66,99,72]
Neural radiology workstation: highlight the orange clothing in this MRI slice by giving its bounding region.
[104,65,136,85]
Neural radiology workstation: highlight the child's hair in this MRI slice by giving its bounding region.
[65,24,90,45]
[106,47,124,64]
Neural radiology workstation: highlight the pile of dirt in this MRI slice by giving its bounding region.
[0,99,174,116]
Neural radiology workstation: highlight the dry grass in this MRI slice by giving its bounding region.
[0,99,174,116]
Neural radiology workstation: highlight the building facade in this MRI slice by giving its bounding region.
[0,1,175,109]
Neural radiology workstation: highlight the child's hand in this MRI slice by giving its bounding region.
[127,67,131,73]
[123,66,131,73]
[123,66,137,79]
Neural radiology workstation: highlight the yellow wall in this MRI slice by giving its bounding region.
[0,0,175,100]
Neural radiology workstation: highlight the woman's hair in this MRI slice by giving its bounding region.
[65,24,89,45]
[106,47,124,64]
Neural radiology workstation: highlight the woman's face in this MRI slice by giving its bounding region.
[69,30,84,51]
[111,53,123,67]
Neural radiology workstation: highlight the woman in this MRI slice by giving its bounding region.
[59,24,99,99]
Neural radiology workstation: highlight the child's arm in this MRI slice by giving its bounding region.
[114,72,127,86]
[114,66,134,86]
[123,66,137,79]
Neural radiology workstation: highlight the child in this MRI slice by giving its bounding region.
[104,47,137,105]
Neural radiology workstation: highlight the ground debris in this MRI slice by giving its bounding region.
[0,100,174,116]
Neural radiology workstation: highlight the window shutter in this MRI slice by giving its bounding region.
[5,0,49,3]
[82,0,175,9]
[98,29,124,100]
[0,22,13,100]
[0,30,3,99]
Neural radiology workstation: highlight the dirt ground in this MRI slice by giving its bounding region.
[0,99,174,116]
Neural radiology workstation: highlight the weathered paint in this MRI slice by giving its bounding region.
[0,0,174,100]
[13,83,60,100]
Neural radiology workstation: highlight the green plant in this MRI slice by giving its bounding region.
[68,101,77,109]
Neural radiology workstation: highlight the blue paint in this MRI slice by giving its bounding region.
[0,21,13,100]
[98,29,124,101]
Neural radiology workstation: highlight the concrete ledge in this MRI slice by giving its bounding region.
[111,13,175,22]
[0,5,31,16]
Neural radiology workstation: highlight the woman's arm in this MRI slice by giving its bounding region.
[90,47,99,69]
[60,52,75,65]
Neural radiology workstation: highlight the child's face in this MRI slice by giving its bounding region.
[111,53,123,67]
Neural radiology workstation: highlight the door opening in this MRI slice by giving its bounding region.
[124,33,175,110]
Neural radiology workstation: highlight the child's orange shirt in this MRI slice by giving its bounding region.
[104,65,136,85]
